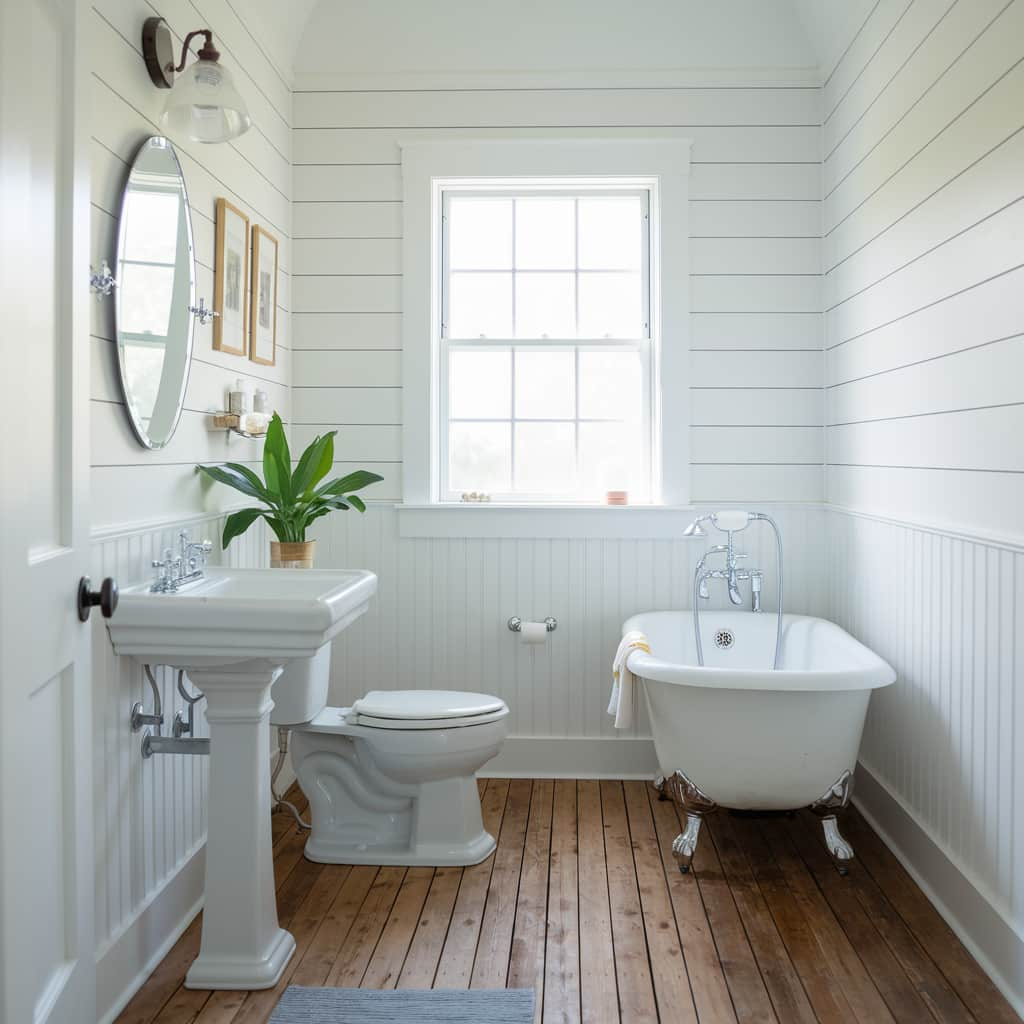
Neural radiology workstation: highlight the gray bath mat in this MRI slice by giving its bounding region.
[269,986,535,1023]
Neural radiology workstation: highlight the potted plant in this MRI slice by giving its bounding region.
[197,413,382,568]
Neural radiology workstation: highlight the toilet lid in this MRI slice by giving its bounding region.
[351,690,506,722]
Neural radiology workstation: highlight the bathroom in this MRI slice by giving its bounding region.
[0,0,1021,1021]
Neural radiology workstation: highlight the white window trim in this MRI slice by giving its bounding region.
[400,136,692,511]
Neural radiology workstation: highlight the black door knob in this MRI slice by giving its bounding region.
[77,576,119,622]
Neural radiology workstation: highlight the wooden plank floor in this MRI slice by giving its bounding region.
[117,779,1020,1024]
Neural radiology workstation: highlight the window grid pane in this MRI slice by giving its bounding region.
[441,186,651,502]
[444,191,648,341]
[446,342,648,501]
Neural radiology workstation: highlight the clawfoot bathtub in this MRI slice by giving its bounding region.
[625,610,895,874]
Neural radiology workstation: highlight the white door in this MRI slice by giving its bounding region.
[0,1,97,1022]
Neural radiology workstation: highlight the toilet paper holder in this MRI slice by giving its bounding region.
[508,616,558,633]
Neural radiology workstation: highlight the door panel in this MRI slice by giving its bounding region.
[0,0,95,1021]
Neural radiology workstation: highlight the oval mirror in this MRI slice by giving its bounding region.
[115,136,195,449]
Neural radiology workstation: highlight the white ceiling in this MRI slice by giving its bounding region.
[790,0,876,81]
[262,0,874,83]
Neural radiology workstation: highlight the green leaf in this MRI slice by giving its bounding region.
[312,470,384,500]
[262,515,288,543]
[291,431,336,498]
[346,494,366,513]
[222,463,272,503]
[196,464,268,502]
[221,508,264,549]
[263,413,292,504]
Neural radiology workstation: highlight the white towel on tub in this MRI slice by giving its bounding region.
[608,630,651,730]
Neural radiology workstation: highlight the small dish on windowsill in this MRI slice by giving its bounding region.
[210,412,270,439]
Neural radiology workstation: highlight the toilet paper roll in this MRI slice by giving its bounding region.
[519,621,548,645]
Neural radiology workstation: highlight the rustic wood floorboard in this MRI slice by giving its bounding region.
[117,781,1021,1024]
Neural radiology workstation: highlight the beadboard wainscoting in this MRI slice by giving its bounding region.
[290,81,825,505]
[310,503,829,776]
[828,508,1024,1014]
[89,0,293,531]
[91,514,270,1023]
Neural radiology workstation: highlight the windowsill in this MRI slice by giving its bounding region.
[396,502,699,538]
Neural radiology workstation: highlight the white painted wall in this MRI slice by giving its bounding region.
[87,3,292,1018]
[290,85,825,504]
[822,0,1024,1009]
[294,0,821,84]
[90,0,293,532]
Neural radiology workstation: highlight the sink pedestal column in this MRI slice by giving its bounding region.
[184,660,295,990]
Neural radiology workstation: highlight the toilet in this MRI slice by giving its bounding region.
[271,648,509,866]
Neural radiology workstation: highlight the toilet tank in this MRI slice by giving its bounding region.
[270,643,331,725]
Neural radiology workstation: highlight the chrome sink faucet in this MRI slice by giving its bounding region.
[150,530,213,593]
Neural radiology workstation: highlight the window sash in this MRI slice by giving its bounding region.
[439,337,653,503]
[440,188,651,342]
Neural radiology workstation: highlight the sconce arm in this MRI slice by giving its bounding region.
[175,29,219,72]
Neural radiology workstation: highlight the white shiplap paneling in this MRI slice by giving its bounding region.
[823,0,1024,1010]
[89,0,293,531]
[291,84,824,504]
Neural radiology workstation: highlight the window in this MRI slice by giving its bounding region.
[440,186,653,503]
[399,138,691,513]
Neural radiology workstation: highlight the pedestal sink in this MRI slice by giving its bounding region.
[107,567,377,990]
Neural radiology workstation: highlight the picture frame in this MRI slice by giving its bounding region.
[213,198,249,355]
[250,225,278,367]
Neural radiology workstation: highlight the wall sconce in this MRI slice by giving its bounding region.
[142,17,252,144]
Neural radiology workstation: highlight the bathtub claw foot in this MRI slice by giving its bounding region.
[651,775,669,801]
[672,814,703,873]
[819,816,855,873]
[665,770,716,873]
[811,769,855,874]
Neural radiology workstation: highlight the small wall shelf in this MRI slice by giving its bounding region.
[211,413,268,439]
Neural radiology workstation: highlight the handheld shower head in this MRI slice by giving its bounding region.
[682,518,708,538]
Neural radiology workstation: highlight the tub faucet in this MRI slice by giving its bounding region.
[695,532,759,609]
[683,510,785,669]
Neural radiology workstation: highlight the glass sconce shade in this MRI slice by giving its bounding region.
[161,59,251,143]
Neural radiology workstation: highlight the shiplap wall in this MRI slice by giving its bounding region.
[290,84,826,503]
[823,0,1024,1008]
[88,4,291,1018]
[90,0,292,531]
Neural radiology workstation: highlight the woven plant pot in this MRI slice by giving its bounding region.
[270,540,316,569]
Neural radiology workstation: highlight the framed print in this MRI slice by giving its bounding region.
[250,225,278,366]
[213,198,249,355]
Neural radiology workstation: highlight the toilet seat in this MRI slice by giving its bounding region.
[306,690,510,732]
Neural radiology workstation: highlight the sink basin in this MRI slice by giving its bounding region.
[105,566,377,992]
[108,567,377,667]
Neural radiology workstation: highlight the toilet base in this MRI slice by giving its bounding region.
[304,829,496,867]
[290,714,508,868]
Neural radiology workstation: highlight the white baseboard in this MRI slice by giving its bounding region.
[480,735,658,779]
[96,844,206,1024]
[854,764,1024,1018]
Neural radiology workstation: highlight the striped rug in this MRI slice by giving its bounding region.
[269,986,535,1023]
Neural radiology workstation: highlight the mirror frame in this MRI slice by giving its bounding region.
[114,135,196,451]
